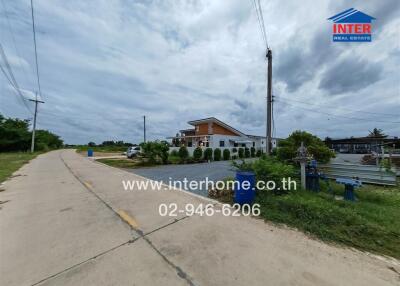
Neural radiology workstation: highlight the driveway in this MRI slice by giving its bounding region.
[128,161,240,196]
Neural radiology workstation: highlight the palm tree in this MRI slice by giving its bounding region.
[368,128,385,138]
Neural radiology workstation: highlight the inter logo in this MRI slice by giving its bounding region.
[328,8,375,42]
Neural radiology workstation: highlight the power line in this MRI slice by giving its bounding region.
[275,98,400,124]
[251,0,268,48]
[0,44,33,114]
[257,0,269,48]
[1,0,32,85]
[278,96,399,117]
[30,0,42,99]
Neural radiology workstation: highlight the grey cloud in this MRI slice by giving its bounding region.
[318,56,383,95]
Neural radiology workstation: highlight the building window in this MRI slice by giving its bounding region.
[234,142,238,147]
[241,143,245,147]
[206,142,209,147]
[219,140,225,147]
[187,141,192,147]
[252,142,255,147]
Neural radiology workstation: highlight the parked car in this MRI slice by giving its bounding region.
[126,146,140,158]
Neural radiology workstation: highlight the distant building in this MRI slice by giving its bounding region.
[168,117,280,154]
[325,136,400,154]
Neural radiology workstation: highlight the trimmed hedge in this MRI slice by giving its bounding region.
[223,149,230,160]
[214,148,221,161]
[204,148,213,160]
[193,147,203,161]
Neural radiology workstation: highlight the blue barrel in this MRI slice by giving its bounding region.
[87,149,93,157]
[234,171,256,205]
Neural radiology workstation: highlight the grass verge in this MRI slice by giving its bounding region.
[96,158,156,168]
[0,152,42,184]
[256,182,400,259]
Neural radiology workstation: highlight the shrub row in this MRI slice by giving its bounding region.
[171,146,263,163]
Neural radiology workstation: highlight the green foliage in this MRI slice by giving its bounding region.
[368,128,385,138]
[277,130,335,163]
[256,184,400,259]
[170,149,179,157]
[193,147,203,161]
[0,114,63,152]
[0,114,31,151]
[204,148,213,160]
[88,142,96,147]
[256,149,262,157]
[244,147,250,158]
[231,159,253,172]
[238,148,244,158]
[178,146,189,161]
[250,147,256,157]
[213,148,221,161]
[223,149,230,160]
[252,157,297,193]
[140,141,169,164]
[35,130,63,150]
[232,147,237,153]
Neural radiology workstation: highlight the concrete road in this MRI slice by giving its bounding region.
[128,161,238,196]
[0,150,399,286]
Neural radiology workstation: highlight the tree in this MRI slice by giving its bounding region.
[244,147,250,158]
[178,146,189,161]
[277,130,335,163]
[35,130,63,150]
[88,142,96,147]
[193,147,203,161]
[223,149,230,160]
[204,148,213,160]
[368,128,386,138]
[0,114,31,151]
[140,141,169,164]
[250,147,256,157]
[214,148,221,161]
[238,148,244,158]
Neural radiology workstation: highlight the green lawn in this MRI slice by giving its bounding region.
[0,152,42,183]
[96,158,156,168]
[75,145,128,153]
[255,182,400,259]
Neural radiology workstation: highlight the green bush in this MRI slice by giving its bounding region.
[238,148,244,158]
[178,146,189,161]
[140,141,169,164]
[204,148,213,160]
[277,130,335,163]
[244,147,250,158]
[193,147,203,161]
[252,157,297,193]
[170,149,179,157]
[214,148,221,161]
[223,149,230,160]
[256,149,262,157]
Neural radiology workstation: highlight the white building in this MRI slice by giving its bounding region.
[168,117,279,155]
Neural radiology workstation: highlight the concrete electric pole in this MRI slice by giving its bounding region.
[143,115,146,143]
[29,92,44,153]
[266,48,272,155]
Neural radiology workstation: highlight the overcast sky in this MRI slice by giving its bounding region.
[0,0,399,144]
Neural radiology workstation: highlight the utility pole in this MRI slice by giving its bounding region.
[143,115,146,143]
[29,92,44,153]
[266,48,272,155]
